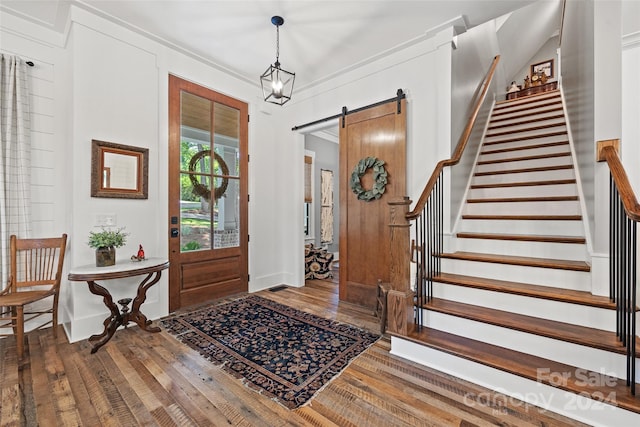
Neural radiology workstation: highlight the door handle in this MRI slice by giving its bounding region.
[171,228,179,237]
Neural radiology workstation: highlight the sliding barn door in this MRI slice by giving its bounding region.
[339,100,406,307]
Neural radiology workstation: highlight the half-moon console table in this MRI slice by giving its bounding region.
[68,257,169,354]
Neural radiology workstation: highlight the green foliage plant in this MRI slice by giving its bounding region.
[182,241,201,251]
[87,227,129,249]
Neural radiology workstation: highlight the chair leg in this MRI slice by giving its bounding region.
[16,306,24,360]
[52,294,59,339]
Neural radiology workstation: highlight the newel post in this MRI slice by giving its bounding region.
[387,196,414,336]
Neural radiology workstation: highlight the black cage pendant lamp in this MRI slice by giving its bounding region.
[260,16,295,106]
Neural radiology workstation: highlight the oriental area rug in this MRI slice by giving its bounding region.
[160,294,379,409]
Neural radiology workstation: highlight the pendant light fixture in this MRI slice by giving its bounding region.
[260,16,295,106]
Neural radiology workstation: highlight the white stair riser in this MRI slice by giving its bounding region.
[492,108,564,123]
[440,258,590,290]
[457,219,585,236]
[482,134,568,152]
[392,337,640,427]
[476,155,572,173]
[454,237,587,261]
[463,201,581,216]
[479,145,570,162]
[468,184,578,199]
[494,94,561,111]
[431,283,614,330]
[472,169,575,185]
[419,310,638,381]
[488,118,567,133]
[491,109,564,124]
[485,126,567,143]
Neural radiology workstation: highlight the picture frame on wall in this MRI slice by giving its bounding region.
[531,59,554,79]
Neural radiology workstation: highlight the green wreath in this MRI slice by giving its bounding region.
[188,150,229,201]
[350,156,388,201]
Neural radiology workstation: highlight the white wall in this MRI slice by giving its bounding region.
[494,0,562,93]
[511,36,559,87]
[450,20,501,228]
[66,15,164,340]
[622,32,640,202]
[561,0,595,245]
[562,0,623,296]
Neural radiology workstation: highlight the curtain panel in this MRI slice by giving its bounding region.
[0,54,32,288]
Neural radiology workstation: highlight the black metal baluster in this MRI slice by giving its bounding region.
[427,190,433,302]
[622,217,633,386]
[617,194,623,340]
[622,206,628,347]
[610,175,615,302]
[429,188,434,302]
[431,176,437,300]
[437,173,443,278]
[420,213,424,328]
[416,213,424,329]
[414,218,419,328]
[631,220,637,395]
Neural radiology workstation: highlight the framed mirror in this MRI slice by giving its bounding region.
[91,140,148,199]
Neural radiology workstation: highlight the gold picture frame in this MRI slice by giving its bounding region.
[531,59,554,79]
[91,139,149,199]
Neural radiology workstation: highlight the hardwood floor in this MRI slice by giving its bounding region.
[0,272,586,426]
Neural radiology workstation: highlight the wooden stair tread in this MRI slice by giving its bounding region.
[489,112,565,129]
[438,251,590,271]
[477,151,570,166]
[492,100,563,117]
[481,140,569,155]
[402,327,640,415]
[494,92,561,108]
[470,179,576,189]
[494,91,560,107]
[466,196,578,203]
[486,122,566,138]
[420,298,636,355]
[433,272,612,309]
[483,130,568,146]
[456,232,584,243]
[462,214,582,221]
[474,164,572,176]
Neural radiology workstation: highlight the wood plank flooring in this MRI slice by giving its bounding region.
[0,272,587,426]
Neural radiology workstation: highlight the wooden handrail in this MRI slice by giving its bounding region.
[407,55,500,220]
[600,144,640,222]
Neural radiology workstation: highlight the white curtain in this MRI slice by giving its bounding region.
[0,54,32,288]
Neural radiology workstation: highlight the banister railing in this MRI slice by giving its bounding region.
[386,55,500,336]
[598,140,640,394]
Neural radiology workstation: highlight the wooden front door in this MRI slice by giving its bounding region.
[168,75,248,311]
[339,100,406,307]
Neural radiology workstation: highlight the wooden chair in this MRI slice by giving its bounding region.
[0,234,67,360]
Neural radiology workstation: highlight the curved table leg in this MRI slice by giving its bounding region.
[84,270,163,354]
[128,271,163,333]
[86,280,123,354]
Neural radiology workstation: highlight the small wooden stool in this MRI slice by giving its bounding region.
[374,280,391,334]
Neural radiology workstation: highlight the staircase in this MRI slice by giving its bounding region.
[394,90,640,425]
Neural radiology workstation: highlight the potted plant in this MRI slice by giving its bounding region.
[88,227,129,267]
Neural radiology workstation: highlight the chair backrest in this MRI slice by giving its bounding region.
[9,234,67,292]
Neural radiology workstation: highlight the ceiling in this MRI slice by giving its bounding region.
[1,0,542,91]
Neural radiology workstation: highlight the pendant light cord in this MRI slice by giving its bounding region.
[275,24,280,63]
